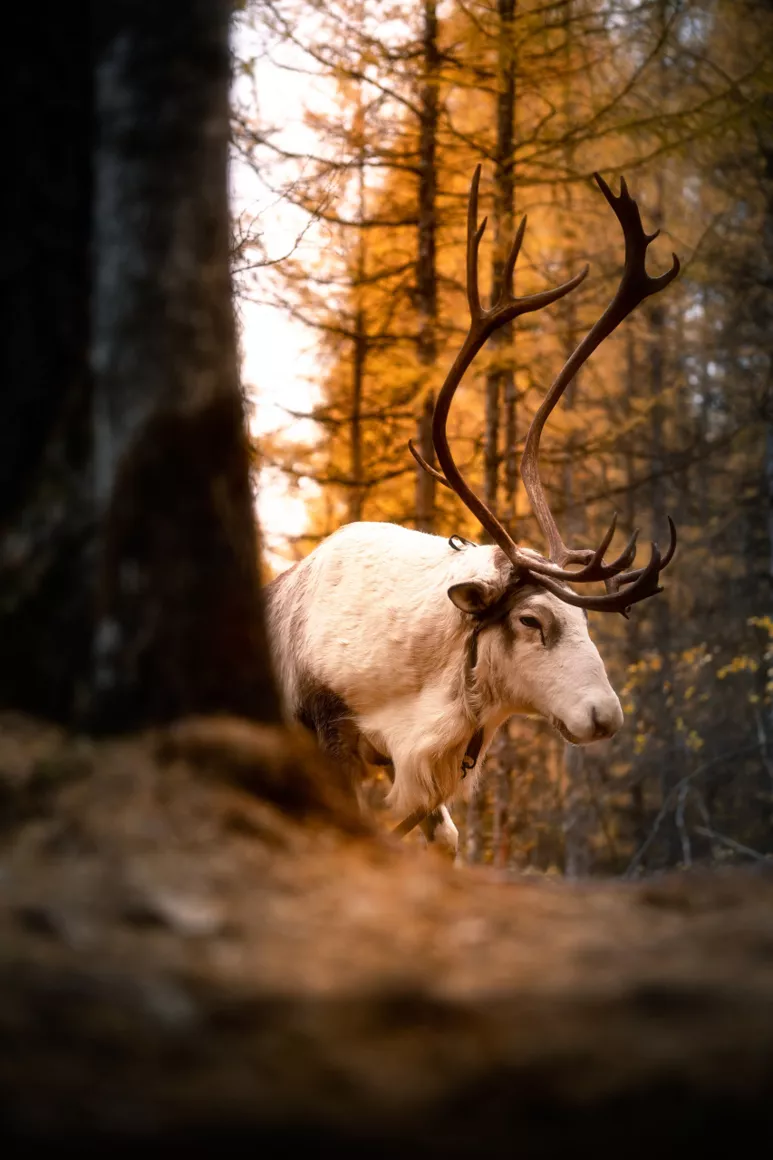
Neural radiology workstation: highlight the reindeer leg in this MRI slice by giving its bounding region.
[419,805,459,859]
[377,759,458,859]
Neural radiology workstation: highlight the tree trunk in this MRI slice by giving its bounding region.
[348,105,368,525]
[483,0,516,530]
[492,763,513,870]
[625,331,647,856]
[1,7,95,723]
[558,0,590,879]
[1,1,281,732]
[481,0,517,857]
[349,303,366,523]
[465,779,486,864]
[758,93,773,747]
[416,0,439,370]
[415,393,437,533]
[646,166,679,865]
[414,0,439,533]
[503,361,519,529]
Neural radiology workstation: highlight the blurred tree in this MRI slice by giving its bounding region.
[2,5,94,721]
[1,1,280,730]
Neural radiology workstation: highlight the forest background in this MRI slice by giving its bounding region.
[232,0,773,877]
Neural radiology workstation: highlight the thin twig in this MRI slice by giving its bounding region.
[694,827,771,864]
[624,743,760,878]
[675,782,692,868]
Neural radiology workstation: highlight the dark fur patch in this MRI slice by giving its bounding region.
[296,673,352,744]
[542,607,562,648]
[466,581,569,671]
[294,672,364,797]
[421,809,446,843]
[506,587,563,649]
[491,546,586,640]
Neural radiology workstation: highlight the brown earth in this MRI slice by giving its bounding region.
[1,712,772,1154]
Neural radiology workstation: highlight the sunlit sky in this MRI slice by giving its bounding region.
[230,18,324,573]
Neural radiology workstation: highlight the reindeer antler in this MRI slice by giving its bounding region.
[409,165,588,565]
[411,168,680,616]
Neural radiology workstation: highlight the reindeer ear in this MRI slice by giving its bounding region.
[447,581,498,614]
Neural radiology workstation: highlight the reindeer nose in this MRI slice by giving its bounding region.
[591,702,623,740]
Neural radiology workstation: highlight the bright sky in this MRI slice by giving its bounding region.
[230,17,324,573]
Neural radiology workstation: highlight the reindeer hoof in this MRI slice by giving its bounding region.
[430,816,459,860]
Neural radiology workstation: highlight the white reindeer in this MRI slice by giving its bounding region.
[266,169,679,855]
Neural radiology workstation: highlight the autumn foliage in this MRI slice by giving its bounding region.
[234,0,773,875]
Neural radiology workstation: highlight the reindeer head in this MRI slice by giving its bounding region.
[412,166,680,744]
[449,559,623,744]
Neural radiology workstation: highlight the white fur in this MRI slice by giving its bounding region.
[266,522,623,827]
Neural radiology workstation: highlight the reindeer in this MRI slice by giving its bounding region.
[266,167,679,855]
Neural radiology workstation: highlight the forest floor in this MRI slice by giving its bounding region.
[1,712,773,1154]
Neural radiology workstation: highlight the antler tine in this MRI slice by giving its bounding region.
[516,172,680,598]
[466,165,487,319]
[594,174,681,302]
[658,515,677,568]
[407,438,452,490]
[407,166,678,617]
[546,512,619,583]
[537,541,664,618]
[500,215,528,302]
[410,166,588,568]
[606,525,640,571]
[604,517,677,595]
[539,519,645,586]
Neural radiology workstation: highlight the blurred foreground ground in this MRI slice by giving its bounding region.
[1,713,772,1154]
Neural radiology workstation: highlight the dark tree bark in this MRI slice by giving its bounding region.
[646,166,679,866]
[1,8,95,722]
[415,392,437,533]
[557,0,590,879]
[482,0,516,529]
[755,87,773,748]
[416,0,439,371]
[348,304,366,525]
[465,777,486,864]
[476,0,517,861]
[624,332,648,853]
[1,1,281,731]
[414,0,439,533]
[346,104,368,525]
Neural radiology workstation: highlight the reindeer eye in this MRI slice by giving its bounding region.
[519,615,542,631]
